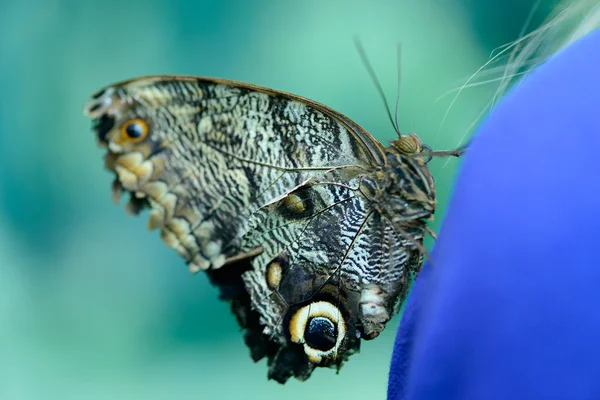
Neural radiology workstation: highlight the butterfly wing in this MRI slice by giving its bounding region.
[85,75,384,269]
[84,75,427,382]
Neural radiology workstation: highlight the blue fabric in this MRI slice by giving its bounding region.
[388,28,600,400]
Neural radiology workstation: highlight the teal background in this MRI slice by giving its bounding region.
[0,0,554,398]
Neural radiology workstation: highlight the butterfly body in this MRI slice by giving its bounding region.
[84,75,436,382]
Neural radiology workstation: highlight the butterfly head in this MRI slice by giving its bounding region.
[391,132,426,155]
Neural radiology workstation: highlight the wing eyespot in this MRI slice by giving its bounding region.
[304,317,337,351]
[288,301,346,364]
[266,260,283,290]
[120,118,149,143]
[282,193,308,215]
[277,188,315,220]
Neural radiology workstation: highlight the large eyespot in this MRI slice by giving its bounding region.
[120,118,149,143]
[288,301,346,363]
[305,317,337,351]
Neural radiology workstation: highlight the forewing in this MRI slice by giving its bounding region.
[84,75,383,271]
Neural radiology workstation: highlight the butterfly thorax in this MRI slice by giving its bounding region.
[386,144,435,220]
[348,141,434,340]
[361,141,436,228]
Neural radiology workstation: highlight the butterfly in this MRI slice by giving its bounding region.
[83,75,460,383]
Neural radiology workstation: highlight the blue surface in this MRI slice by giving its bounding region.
[389,28,600,400]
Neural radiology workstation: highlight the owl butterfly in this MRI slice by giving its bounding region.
[84,76,456,383]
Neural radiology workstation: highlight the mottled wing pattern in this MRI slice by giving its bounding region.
[243,179,420,333]
[85,76,381,271]
[84,75,429,383]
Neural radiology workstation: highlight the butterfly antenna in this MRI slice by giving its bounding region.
[393,42,402,137]
[354,37,401,136]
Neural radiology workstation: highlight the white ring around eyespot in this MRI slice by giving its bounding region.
[288,301,346,364]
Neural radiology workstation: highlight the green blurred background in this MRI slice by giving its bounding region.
[0,0,557,398]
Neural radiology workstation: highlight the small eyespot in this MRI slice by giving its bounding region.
[266,260,283,290]
[278,188,314,220]
[283,193,307,214]
[120,119,149,143]
[288,301,346,364]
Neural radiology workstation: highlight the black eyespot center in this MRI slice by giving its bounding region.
[125,121,144,138]
[304,317,337,352]
[120,119,149,143]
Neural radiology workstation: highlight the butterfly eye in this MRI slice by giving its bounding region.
[394,133,423,154]
[120,119,149,143]
[421,144,433,163]
[288,301,346,363]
